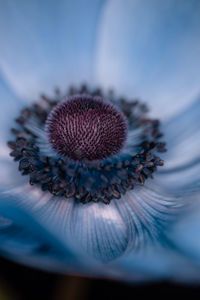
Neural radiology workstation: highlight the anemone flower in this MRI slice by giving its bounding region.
[0,0,200,284]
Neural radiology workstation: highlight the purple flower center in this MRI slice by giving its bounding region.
[45,95,127,161]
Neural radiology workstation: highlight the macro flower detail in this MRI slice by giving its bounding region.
[7,86,166,204]
[0,0,200,283]
[46,93,127,160]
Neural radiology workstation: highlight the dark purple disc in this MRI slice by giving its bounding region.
[45,95,127,161]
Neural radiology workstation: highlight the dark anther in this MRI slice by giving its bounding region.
[19,158,31,171]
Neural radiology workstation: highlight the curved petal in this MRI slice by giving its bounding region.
[1,185,128,263]
[115,185,181,252]
[0,179,180,268]
[154,97,200,196]
[0,158,26,188]
[0,75,23,157]
[0,0,105,101]
[57,200,128,262]
[114,243,200,283]
[0,169,191,280]
[95,0,200,120]
[162,97,200,170]
[2,182,200,281]
[0,192,83,274]
[115,246,173,282]
[169,204,200,262]
[165,198,200,283]
[114,185,200,282]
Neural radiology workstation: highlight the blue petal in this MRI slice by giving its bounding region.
[2,185,128,263]
[166,200,200,282]
[170,205,200,261]
[115,185,180,251]
[56,199,128,262]
[0,192,84,273]
[115,243,200,283]
[155,97,200,196]
[162,97,200,170]
[0,0,105,100]
[0,158,26,189]
[95,0,200,119]
[114,185,200,282]
[1,180,180,267]
[114,245,195,282]
[1,185,199,280]
[0,74,23,156]
[0,171,188,278]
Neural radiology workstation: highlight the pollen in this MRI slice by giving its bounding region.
[45,95,127,161]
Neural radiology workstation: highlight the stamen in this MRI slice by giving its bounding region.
[8,85,166,204]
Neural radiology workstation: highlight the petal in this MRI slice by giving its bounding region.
[166,199,200,283]
[0,158,26,188]
[95,0,200,120]
[155,97,200,196]
[114,186,200,282]
[162,97,200,170]
[169,204,200,262]
[115,185,181,251]
[115,243,200,283]
[0,74,32,188]
[0,74,23,157]
[114,245,193,282]
[0,192,82,273]
[0,177,188,279]
[2,185,128,263]
[57,199,128,262]
[1,181,180,265]
[0,0,105,101]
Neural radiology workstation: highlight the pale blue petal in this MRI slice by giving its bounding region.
[114,245,200,283]
[115,185,181,251]
[114,186,200,282]
[0,74,26,187]
[0,181,180,280]
[166,200,200,282]
[0,158,26,189]
[1,183,154,278]
[162,97,200,170]
[0,161,193,279]
[171,206,200,262]
[55,199,128,262]
[1,189,120,277]
[0,74,23,157]
[95,0,200,120]
[0,0,105,101]
[0,192,83,273]
[154,97,200,196]
[2,185,128,263]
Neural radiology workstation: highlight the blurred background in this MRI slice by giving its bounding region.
[1,257,200,300]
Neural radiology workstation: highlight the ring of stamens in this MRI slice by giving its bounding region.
[8,85,166,204]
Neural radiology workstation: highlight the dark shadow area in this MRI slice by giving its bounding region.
[1,256,200,300]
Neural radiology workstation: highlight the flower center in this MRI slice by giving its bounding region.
[8,85,166,204]
[45,95,127,161]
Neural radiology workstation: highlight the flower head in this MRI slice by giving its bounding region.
[0,0,200,283]
[7,84,167,208]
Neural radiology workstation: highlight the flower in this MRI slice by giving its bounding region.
[0,0,200,283]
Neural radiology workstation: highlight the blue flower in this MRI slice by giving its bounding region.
[0,0,200,283]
